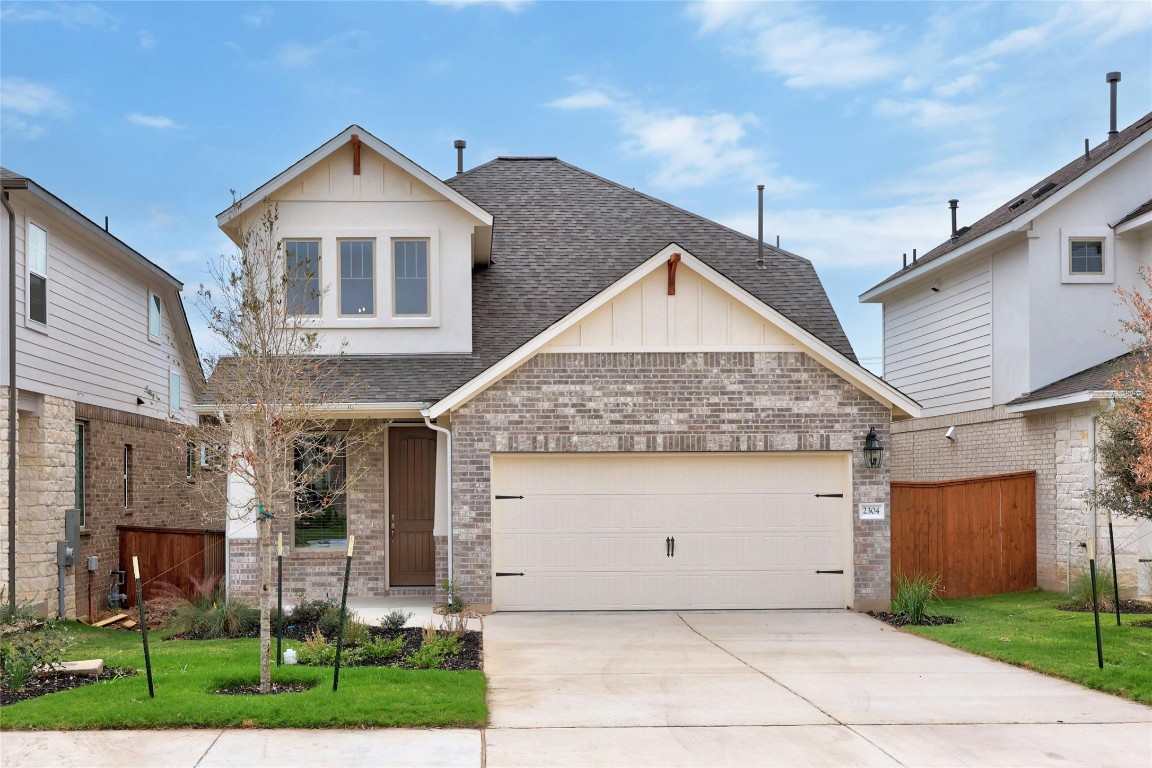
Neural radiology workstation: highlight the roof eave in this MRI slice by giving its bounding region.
[1005,390,1113,414]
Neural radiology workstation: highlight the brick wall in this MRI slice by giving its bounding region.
[890,405,1144,596]
[451,351,892,610]
[74,403,225,619]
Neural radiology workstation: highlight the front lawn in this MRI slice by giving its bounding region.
[1,623,486,730]
[900,589,1152,705]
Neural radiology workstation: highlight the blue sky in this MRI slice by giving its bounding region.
[2,1,1150,371]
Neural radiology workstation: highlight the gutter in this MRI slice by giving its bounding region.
[1004,390,1114,414]
[2,185,20,611]
[421,410,452,585]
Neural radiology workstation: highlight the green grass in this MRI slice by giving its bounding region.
[2,623,486,730]
[901,589,1152,704]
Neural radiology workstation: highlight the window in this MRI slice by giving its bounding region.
[393,239,429,316]
[169,370,181,414]
[75,422,86,528]
[339,240,374,316]
[123,444,133,509]
[293,434,347,548]
[1069,239,1104,275]
[285,240,321,316]
[148,292,162,339]
[186,442,197,481]
[27,222,48,325]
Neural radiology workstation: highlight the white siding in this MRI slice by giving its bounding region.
[10,193,196,422]
[883,256,992,416]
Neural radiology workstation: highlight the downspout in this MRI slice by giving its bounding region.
[421,411,452,584]
[3,189,16,611]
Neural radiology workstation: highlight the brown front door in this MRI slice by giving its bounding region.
[389,427,437,586]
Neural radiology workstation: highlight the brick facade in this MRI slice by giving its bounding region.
[890,405,1145,597]
[450,351,892,610]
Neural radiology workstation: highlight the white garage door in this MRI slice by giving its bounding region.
[491,452,852,611]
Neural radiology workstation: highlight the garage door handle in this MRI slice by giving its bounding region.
[671,536,675,557]
[495,495,524,500]
[666,537,671,557]
[815,493,844,498]
[495,572,525,577]
[815,569,844,574]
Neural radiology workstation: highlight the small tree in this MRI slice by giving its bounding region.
[185,202,374,692]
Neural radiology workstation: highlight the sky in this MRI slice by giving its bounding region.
[2,1,1150,372]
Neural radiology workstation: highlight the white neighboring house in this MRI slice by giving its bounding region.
[860,107,1152,599]
[1,168,207,619]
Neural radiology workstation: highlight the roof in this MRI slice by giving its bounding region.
[1115,198,1152,228]
[2,166,205,390]
[1007,351,1134,406]
[210,156,859,405]
[862,111,1152,297]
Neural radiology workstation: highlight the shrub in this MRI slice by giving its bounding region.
[296,630,338,666]
[317,605,367,646]
[1065,565,1116,613]
[405,625,461,669]
[359,635,404,662]
[891,573,942,624]
[442,580,465,614]
[0,588,40,627]
[382,609,413,633]
[288,597,337,627]
[1,622,73,692]
[170,594,259,639]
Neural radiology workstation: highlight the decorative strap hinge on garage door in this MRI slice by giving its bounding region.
[814,493,844,498]
[815,570,844,574]
[495,495,524,500]
[495,572,525,577]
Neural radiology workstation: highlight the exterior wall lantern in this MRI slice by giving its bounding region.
[863,426,884,469]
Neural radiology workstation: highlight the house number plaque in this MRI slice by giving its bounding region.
[858,503,885,520]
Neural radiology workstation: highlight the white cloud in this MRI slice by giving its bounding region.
[688,2,899,89]
[0,77,69,138]
[137,30,156,50]
[274,31,372,69]
[127,113,181,129]
[147,205,179,230]
[873,98,991,131]
[428,0,531,11]
[0,2,116,28]
[549,86,807,193]
[242,7,273,28]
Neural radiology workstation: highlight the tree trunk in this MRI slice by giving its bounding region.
[258,516,272,693]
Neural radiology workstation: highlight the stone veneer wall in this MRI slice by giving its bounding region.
[889,405,1144,596]
[449,352,892,610]
[74,403,225,619]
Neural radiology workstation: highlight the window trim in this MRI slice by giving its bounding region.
[285,238,323,317]
[1060,227,1113,284]
[26,219,49,327]
[169,369,182,414]
[336,238,377,318]
[123,444,133,510]
[148,291,163,341]
[75,422,87,528]
[391,237,431,318]
[292,433,348,549]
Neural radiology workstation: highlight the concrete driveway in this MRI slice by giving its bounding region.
[483,610,1152,767]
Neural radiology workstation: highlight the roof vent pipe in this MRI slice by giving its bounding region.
[1084,138,1091,162]
[1107,72,1121,141]
[454,139,467,175]
[949,199,959,239]
[756,184,765,269]
[903,252,907,268]
[912,248,917,263]
[104,216,109,232]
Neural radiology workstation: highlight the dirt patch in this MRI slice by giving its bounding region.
[1,667,137,707]
[215,681,316,696]
[867,611,958,628]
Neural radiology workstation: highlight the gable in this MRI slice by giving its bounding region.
[546,262,797,351]
[274,143,447,204]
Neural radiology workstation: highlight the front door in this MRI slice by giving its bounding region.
[389,427,437,586]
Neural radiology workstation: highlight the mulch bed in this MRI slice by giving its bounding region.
[1058,599,1152,615]
[1,667,137,707]
[215,682,315,696]
[867,611,958,628]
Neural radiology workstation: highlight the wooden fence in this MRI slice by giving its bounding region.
[118,526,225,607]
[891,472,1036,598]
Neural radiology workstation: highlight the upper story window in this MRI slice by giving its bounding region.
[27,221,48,325]
[286,240,321,316]
[339,239,375,317]
[169,369,182,414]
[1061,228,1112,284]
[393,239,429,316]
[148,292,162,340]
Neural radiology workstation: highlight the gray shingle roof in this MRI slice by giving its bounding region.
[1007,352,1134,406]
[865,112,1152,295]
[1115,198,1152,228]
[211,157,858,404]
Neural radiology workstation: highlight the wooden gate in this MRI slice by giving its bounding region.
[118,526,225,606]
[891,472,1036,598]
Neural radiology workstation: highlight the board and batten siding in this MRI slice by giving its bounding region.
[6,194,196,423]
[883,256,992,416]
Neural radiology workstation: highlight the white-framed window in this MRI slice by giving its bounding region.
[169,369,182,414]
[1061,227,1113,284]
[338,239,375,317]
[123,444,133,509]
[27,221,48,325]
[285,239,321,316]
[75,422,87,528]
[148,291,162,340]
[393,238,430,316]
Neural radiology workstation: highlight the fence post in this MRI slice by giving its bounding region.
[333,535,355,692]
[132,556,155,698]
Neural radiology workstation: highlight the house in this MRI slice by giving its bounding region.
[214,126,919,613]
[859,97,1152,599]
[1,168,214,619]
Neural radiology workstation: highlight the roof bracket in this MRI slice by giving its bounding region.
[667,252,681,295]
[351,134,361,176]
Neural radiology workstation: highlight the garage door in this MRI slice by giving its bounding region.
[491,453,851,611]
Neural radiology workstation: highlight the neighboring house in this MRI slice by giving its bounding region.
[214,126,918,613]
[1,168,213,619]
[860,108,1152,599]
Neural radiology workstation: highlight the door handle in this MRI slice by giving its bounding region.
[670,536,675,558]
[666,537,671,557]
